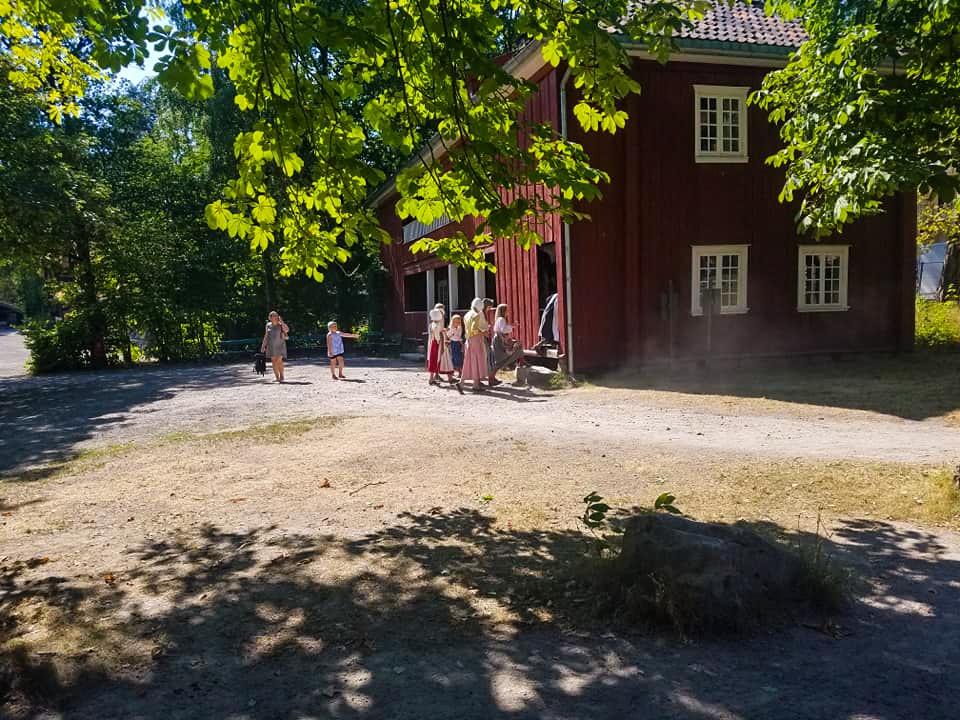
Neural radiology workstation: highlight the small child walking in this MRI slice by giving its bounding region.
[446,314,465,378]
[327,321,359,380]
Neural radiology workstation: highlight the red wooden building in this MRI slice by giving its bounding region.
[373,3,916,373]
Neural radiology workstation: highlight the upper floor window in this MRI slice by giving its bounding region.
[798,245,850,312]
[694,85,749,164]
[691,245,749,316]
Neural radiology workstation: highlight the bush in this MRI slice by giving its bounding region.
[916,299,960,348]
[21,317,91,374]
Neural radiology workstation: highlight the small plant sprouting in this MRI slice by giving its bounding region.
[654,492,682,514]
[579,490,683,555]
[580,492,615,554]
[480,494,494,505]
[581,492,612,529]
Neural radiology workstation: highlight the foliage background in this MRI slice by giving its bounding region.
[0,70,388,370]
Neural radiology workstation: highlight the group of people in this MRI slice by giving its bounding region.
[259,297,525,390]
[427,297,524,393]
[260,311,358,383]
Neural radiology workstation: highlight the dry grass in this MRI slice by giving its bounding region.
[640,459,960,531]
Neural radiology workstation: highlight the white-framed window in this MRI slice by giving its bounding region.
[691,245,749,316]
[694,85,749,163]
[797,245,850,312]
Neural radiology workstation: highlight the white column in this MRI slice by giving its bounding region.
[447,265,458,310]
[426,269,435,309]
[473,268,485,300]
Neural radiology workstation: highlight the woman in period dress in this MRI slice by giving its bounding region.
[460,298,490,392]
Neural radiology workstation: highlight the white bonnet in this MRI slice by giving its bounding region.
[429,308,443,322]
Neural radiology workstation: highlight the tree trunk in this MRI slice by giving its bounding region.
[75,230,108,368]
[943,241,960,299]
[122,327,133,365]
[198,316,207,360]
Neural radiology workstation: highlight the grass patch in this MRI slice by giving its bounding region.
[74,443,136,462]
[710,461,960,528]
[916,299,960,349]
[158,431,195,444]
[200,416,342,444]
[795,524,854,613]
[668,461,960,532]
[4,417,345,485]
[156,417,342,447]
[159,417,340,445]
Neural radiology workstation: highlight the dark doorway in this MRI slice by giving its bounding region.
[434,270,449,310]
[404,272,427,311]
[537,244,558,308]
[456,266,474,311]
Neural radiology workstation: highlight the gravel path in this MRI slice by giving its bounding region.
[1,349,958,475]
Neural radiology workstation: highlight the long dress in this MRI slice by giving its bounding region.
[461,311,488,382]
[427,322,443,373]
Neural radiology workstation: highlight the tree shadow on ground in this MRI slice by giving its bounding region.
[0,365,254,480]
[2,510,958,719]
[588,352,960,421]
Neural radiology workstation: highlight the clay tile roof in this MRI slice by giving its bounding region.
[629,1,807,49]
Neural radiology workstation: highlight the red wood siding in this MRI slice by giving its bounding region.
[377,203,479,335]
[494,68,564,350]
[379,67,566,352]
[567,60,915,371]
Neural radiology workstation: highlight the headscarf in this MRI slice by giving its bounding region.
[470,297,484,313]
[429,308,443,322]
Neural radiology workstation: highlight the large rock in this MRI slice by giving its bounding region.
[617,513,805,632]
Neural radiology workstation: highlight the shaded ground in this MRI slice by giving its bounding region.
[2,341,960,719]
[590,352,960,424]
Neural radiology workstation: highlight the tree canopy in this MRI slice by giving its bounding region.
[4,0,960,271]
[756,0,960,235]
[2,0,712,276]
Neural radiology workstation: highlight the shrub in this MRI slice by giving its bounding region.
[21,317,91,374]
[916,299,960,348]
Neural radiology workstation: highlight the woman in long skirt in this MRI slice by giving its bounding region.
[460,298,489,392]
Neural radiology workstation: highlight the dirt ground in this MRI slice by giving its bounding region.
[2,338,960,719]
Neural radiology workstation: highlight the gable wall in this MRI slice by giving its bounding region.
[567,59,915,370]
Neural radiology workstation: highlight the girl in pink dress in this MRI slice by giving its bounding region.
[459,298,489,392]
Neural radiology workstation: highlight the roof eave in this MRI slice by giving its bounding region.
[622,36,797,61]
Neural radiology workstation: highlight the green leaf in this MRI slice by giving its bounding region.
[251,195,276,224]
[204,201,230,231]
